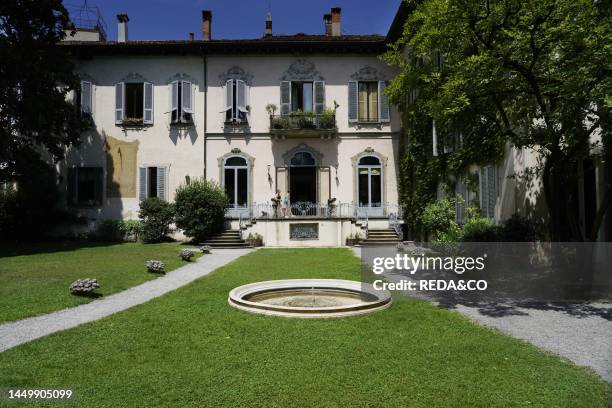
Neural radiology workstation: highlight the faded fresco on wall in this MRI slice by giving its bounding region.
[105,136,138,198]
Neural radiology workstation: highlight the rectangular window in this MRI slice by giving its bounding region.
[125,83,144,120]
[68,167,103,206]
[358,82,379,122]
[224,79,248,123]
[291,82,313,112]
[139,166,168,202]
[171,81,193,124]
[79,80,92,117]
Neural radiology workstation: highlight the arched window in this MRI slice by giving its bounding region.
[357,155,382,209]
[223,156,248,208]
[290,151,316,167]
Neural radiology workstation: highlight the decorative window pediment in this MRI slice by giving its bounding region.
[167,72,198,85]
[282,143,323,166]
[281,59,324,81]
[350,66,386,81]
[120,72,152,84]
[219,66,254,86]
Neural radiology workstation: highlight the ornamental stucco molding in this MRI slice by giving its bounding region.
[167,72,199,85]
[218,66,254,85]
[350,66,386,81]
[120,72,152,83]
[281,143,324,166]
[280,59,324,81]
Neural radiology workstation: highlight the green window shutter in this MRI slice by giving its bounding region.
[378,81,390,122]
[139,167,147,202]
[348,80,358,123]
[157,166,167,201]
[280,81,291,115]
[314,81,325,114]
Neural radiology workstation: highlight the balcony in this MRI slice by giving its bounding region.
[269,111,337,139]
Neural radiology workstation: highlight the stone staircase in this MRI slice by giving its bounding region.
[360,228,400,245]
[200,229,250,249]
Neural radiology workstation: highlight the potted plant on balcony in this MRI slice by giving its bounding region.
[319,108,336,130]
[121,117,144,127]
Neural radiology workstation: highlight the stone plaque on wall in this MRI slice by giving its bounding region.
[289,223,319,240]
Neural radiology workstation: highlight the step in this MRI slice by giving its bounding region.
[203,242,251,248]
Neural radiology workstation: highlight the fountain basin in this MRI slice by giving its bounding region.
[228,279,392,318]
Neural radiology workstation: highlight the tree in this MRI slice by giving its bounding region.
[0,0,86,182]
[384,0,611,241]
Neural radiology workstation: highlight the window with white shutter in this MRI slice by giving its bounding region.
[314,81,325,114]
[115,82,125,124]
[170,81,193,124]
[143,82,153,124]
[378,81,390,123]
[224,79,248,123]
[280,81,291,116]
[139,166,169,202]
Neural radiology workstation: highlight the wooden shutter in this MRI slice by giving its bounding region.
[378,81,390,122]
[67,167,77,205]
[81,81,92,114]
[280,81,291,116]
[182,81,193,114]
[139,167,147,202]
[236,80,246,114]
[479,165,496,219]
[143,82,153,124]
[115,82,124,124]
[170,81,178,121]
[224,79,233,116]
[157,166,167,201]
[348,81,358,123]
[314,81,325,114]
[432,119,438,156]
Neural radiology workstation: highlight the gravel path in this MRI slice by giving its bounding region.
[0,248,253,353]
[352,247,612,382]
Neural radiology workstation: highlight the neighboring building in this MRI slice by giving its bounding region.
[60,8,403,246]
[387,2,611,242]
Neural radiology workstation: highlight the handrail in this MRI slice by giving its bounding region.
[389,211,403,241]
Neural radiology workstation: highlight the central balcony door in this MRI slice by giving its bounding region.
[289,151,317,216]
[357,155,383,217]
[224,156,249,218]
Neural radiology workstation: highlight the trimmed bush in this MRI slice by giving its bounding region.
[69,278,100,296]
[139,197,174,243]
[90,219,142,242]
[460,216,499,242]
[199,245,212,254]
[145,260,165,273]
[174,178,229,242]
[179,249,195,261]
[421,198,460,242]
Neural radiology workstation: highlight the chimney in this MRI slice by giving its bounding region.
[323,13,332,36]
[117,14,129,43]
[188,32,194,41]
[202,10,212,41]
[265,13,272,37]
[331,7,341,36]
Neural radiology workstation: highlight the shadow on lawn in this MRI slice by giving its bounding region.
[0,241,125,258]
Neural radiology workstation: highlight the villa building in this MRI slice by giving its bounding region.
[60,8,403,246]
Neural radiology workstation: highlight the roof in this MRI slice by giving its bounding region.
[60,34,388,56]
[386,1,414,43]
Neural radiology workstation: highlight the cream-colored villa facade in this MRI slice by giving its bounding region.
[60,8,403,246]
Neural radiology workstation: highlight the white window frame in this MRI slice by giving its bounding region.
[170,80,194,124]
[222,156,249,208]
[224,79,249,123]
[356,155,383,209]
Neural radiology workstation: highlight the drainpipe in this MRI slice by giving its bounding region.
[203,53,208,179]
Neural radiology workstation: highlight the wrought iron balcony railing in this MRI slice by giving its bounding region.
[269,112,337,135]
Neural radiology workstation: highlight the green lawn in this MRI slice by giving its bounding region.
[0,248,608,407]
[0,242,199,323]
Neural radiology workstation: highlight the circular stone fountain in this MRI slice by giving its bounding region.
[228,279,391,318]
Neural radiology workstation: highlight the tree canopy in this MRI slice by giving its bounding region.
[0,0,86,181]
[384,0,611,241]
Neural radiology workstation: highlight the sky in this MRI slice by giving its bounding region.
[63,0,402,41]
